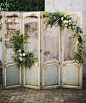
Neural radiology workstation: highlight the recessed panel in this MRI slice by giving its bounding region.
[25,65,38,86]
[6,64,20,86]
[45,64,59,86]
[63,64,79,86]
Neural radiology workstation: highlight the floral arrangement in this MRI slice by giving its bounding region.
[43,11,84,63]
[9,31,37,68]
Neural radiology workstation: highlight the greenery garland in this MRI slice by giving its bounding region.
[43,11,84,63]
[9,31,37,68]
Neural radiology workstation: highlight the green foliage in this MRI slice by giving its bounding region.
[73,42,84,63]
[44,11,84,63]
[10,31,37,68]
[0,0,44,11]
[24,52,37,67]
[10,31,29,52]
[43,11,77,30]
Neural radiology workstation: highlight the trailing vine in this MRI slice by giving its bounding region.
[9,31,37,68]
[43,11,84,63]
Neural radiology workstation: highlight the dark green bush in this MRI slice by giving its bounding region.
[0,0,44,11]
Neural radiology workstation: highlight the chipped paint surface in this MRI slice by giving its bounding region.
[0,16,2,61]
[4,17,20,62]
[43,25,59,62]
[24,17,38,59]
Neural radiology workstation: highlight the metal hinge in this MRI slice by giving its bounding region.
[61,49,62,52]
[40,49,42,52]
[40,15,42,19]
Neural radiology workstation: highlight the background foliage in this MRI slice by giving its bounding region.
[0,0,44,11]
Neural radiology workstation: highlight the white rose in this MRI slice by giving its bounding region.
[69,20,71,22]
[23,53,25,56]
[19,53,22,56]
[20,57,23,61]
[64,15,66,17]
[63,20,68,23]
[61,17,63,21]
[73,26,75,28]
[18,49,21,52]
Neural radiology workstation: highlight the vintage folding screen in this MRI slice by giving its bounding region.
[1,12,83,89]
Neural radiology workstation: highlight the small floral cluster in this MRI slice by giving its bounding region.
[13,49,25,63]
[44,11,84,63]
[10,31,37,68]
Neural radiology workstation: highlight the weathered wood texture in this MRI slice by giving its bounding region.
[1,12,83,89]
[24,17,39,59]
[0,16,2,61]
[5,17,20,62]
[43,24,59,62]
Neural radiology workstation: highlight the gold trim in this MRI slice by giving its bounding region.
[24,14,39,19]
[43,62,60,88]
[43,62,59,69]
[63,62,81,88]
[5,14,20,18]
[5,62,21,88]
[69,13,81,18]
[63,62,81,68]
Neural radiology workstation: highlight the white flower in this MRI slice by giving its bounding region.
[19,57,23,61]
[18,49,21,52]
[61,17,63,21]
[22,53,25,56]
[77,41,79,43]
[63,20,68,23]
[69,20,71,22]
[73,26,75,28]
[69,27,71,29]
[64,15,66,17]
[19,53,22,56]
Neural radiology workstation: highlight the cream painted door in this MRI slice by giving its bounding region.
[2,12,21,89]
[22,12,41,89]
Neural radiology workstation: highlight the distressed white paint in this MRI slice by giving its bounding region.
[45,0,86,78]
[4,14,21,62]
[0,42,2,61]
[43,25,59,62]
[23,12,40,89]
[2,11,83,89]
